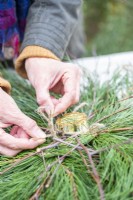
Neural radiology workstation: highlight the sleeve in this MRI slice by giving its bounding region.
[20,0,82,59]
[0,76,11,94]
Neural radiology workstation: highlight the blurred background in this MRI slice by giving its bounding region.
[84,0,133,56]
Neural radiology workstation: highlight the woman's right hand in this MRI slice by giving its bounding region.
[0,88,46,156]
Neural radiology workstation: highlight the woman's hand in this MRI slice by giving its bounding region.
[0,88,46,156]
[25,58,81,116]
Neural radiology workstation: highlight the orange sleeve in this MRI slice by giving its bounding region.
[0,76,11,94]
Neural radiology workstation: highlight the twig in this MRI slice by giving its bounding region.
[3,123,131,175]
[89,126,133,138]
[36,107,56,136]
[0,152,36,175]
[30,145,79,199]
[102,127,133,132]
[78,148,104,198]
[40,151,47,171]
[118,95,133,102]
[0,142,60,175]
[73,102,88,112]
[90,95,133,121]
[36,107,49,122]
[77,139,105,200]
[90,138,133,156]
[78,150,92,175]
[46,144,79,188]
[88,113,95,120]
[53,137,94,152]
[65,167,79,200]
[36,141,60,153]
[48,114,56,137]
[45,157,64,188]
[30,175,50,200]
[0,137,85,175]
[46,144,80,171]
[96,107,130,123]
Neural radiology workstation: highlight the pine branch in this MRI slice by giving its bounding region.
[1,67,133,199]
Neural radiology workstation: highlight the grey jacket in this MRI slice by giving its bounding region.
[21,0,85,59]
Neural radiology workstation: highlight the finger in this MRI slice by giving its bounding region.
[53,93,76,116]
[35,85,54,115]
[63,67,81,97]
[0,145,21,157]
[14,113,46,139]
[10,125,19,136]
[0,122,11,128]
[0,129,45,150]
[0,92,46,139]
[51,96,59,106]
[10,126,29,139]
[16,127,30,139]
[54,67,81,116]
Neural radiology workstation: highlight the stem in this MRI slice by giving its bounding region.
[103,127,133,132]
[53,137,94,152]
[91,137,133,156]
[0,137,87,175]
[78,149,92,175]
[73,102,88,112]
[0,142,60,175]
[30,145,79,199]
[96,107,130,123]
[30,175,50,200]
[90,95,133,122]
[77,139,105,200]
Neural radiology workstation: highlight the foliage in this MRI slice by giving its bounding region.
[84,0,133,56]
[1,65,133,200]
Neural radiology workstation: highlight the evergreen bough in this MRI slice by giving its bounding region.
[0,64,133,200]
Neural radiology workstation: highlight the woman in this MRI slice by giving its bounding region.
[0,0,84,156]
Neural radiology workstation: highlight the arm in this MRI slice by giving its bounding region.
[15,0,82,116]
[15,0,82,77]
[21,0,82,59]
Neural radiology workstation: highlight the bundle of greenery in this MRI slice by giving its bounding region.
[1,64,133,200]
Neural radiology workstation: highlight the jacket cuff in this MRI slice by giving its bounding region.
[15,46,60,79]
[0,77,11,94]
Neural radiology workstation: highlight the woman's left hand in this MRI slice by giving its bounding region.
[25,58,81,116]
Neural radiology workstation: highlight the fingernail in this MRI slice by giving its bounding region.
[51,113,56,117]
[52,111,59,117]
[36,129,46,138]
[37,138,46,143]
[30,138,46,143]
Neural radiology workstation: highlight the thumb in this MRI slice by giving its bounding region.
[35,86,54,115]
[15,113,46,139]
